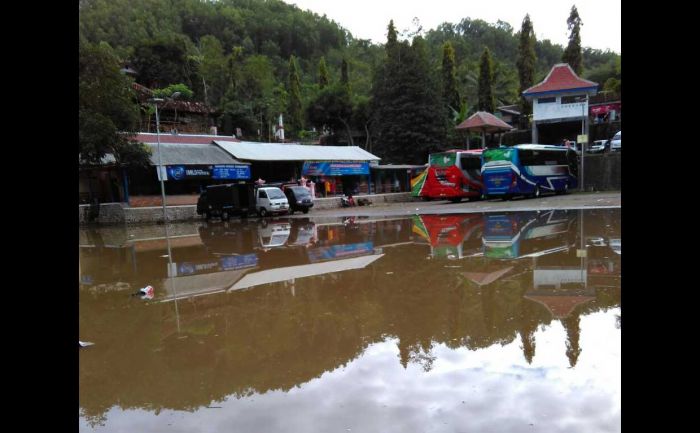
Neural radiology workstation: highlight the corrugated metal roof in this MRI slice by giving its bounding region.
[135,133,240,144]
[214,141,381,161]
[229,254,384,291]
[145,143,249,166]
[371,164,426,170]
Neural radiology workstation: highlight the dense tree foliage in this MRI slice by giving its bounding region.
[79,0,620,159]
[79,39,150,167]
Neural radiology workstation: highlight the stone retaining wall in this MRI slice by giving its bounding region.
[80,192,412,225]
[581,152,621,192]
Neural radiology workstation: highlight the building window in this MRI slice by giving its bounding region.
[561,94,586,104]
[537,97,556,104]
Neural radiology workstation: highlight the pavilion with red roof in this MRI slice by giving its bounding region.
[522,63,598,145]
[455,111,513,149]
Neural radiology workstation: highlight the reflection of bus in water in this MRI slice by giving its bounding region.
[411,150,484,202]
[412,214,484,259]
[482,210,577,259]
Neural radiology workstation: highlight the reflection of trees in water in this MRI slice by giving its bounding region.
[80,241,621,423]
[518,297,542,364]
[562,314,582,368]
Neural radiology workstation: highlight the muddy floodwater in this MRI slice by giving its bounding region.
[79,209,621,433]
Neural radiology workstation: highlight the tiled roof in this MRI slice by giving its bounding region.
[523,63,598,96]
[455,111,514,132]
[524,295,596,319]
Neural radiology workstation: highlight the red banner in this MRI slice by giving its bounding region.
[590,103,621,115]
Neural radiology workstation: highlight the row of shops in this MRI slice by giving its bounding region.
[79,133,425,205]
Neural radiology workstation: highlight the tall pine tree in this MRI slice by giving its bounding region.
[318,56,329,89]
[562,5,583,74]
[516,14,536,119]
[341,58,349,88]
[477,47,495,113]
[287,55,303,137]
[441,42,460,113]
[371,26,447,164]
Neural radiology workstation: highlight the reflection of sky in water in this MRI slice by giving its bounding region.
[80,309,620,433]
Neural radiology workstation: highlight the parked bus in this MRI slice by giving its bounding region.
[481,144,578,200]
[411,149,484,202]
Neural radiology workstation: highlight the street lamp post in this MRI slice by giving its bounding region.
[579,95,588,192]
[149,92,181,223]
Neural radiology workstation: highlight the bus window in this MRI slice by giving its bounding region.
[460,154,482,178]
[520,149,568,166]
[460,155,481,170]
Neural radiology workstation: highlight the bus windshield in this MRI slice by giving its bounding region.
[429,153,458,167]
[483,148,516,163]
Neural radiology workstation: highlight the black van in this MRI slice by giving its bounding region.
[283,185,314,214]
[197,183,256,220]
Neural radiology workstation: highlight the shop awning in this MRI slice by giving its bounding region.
[145,142,248,166]
[214,140,380,162]
[371,164,426,170]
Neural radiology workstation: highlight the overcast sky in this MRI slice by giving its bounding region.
[282,0,621,53]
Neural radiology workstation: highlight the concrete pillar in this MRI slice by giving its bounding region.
[532,122,538,144]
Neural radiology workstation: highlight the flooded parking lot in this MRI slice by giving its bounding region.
[79,209,620,432]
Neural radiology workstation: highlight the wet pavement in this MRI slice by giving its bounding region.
[79,208,621,432]
[289,191,621,219]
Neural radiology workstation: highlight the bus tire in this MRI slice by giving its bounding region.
[502,194,512,201]
[449,197,462,203]
[422,196,432,201]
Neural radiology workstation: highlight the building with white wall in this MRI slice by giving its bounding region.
[523,64,598,145]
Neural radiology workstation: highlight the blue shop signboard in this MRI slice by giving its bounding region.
[307,242,374,262]
[166,164,251,180]
[212,165,251,180]
[302,161,369,176]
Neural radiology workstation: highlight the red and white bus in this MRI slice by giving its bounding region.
[411,149,484,202]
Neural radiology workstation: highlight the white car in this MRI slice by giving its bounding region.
[256,187,289,217]
[588,140,609,153]
[610,131,621,152]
